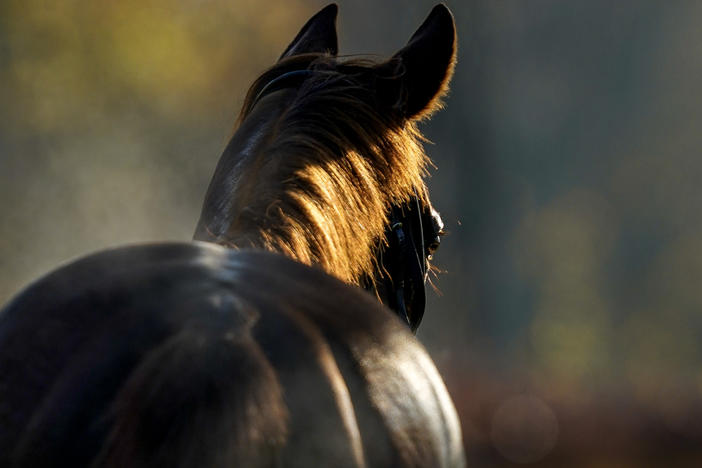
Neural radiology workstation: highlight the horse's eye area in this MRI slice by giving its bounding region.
[427,238,441,256]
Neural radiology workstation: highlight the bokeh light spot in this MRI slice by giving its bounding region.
[490,395,559,464]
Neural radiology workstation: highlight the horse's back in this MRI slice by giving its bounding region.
[0,242,463,467]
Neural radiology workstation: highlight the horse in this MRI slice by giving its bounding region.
[0,4,464,467]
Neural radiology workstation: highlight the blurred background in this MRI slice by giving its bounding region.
[2,0,701,466]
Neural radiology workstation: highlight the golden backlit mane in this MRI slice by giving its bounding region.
[213,54,432,285]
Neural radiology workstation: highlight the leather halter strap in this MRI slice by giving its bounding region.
[250,70,317,110]
[369,197,442,332]
[387,200,426,329]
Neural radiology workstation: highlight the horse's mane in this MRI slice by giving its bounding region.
[225,53,431,285]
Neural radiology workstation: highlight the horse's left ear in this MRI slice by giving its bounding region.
[279,3,339,60]
[379,5,457,120]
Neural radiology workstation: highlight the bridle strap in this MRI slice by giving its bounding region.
[386,200,428,332]
[389,220,411,326]
[413,195,427,279]
[250,70,317,110]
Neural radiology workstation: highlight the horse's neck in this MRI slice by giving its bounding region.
[194,91,382,285]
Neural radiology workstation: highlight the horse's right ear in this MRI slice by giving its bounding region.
[378,5,457,120]
[279,4,339,60]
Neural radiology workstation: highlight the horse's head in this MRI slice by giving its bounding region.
[195,3,456,331]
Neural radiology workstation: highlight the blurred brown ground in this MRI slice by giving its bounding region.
[2,1,701,466]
